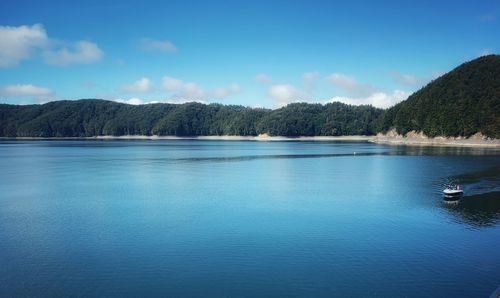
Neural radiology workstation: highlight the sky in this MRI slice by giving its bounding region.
[0,0,498,108]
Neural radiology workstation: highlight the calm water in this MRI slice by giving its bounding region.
[0,140,499,297]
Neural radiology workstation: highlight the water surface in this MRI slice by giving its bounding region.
[0,140,499,297]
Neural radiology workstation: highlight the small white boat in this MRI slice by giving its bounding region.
[443,186,463,199]
[443,188,463,196]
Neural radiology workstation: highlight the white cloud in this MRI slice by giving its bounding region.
[114,97,160,105]
[325,73,411,108]
[162,77,205,99]
[122,77,152,93]
[0,84,54,102]
[177,82,205,100]
[0,84,53,97]
[162,76,240,101]
[0,24,103,67]
[140,38,177,53]
[164,98,207,104]
[326,73,378,97]
[0,24,48,68]
[259,72,317,106]
[255,73,273,84]
[261,72,411,108]
[326,90,410,109]
[267,84,305,107]
[114,98,145,105]
[43,40,103,66]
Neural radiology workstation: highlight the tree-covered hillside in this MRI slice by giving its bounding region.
[378,55,500,138]
[2,56,498,138]
[0,100,383,137]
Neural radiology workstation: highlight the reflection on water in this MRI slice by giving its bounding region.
[449,165,500,184]
[440,164,500,227]
[392,145,500,156]
[443,192,500,227]
[174,152,390,163]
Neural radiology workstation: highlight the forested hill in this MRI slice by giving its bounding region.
[2,56,498,138]
[378,55,500,139]
[0,100,383,137]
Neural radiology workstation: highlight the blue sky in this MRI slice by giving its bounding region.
[0,0,498,108]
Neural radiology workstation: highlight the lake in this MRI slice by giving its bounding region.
[0,140,499,297]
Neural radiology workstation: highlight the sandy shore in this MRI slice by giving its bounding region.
[373,130,500,148]
[3,132,499,147]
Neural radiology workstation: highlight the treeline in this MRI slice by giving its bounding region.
[0,100,383,137]
[378,55,500,139]
[2,55,499,138]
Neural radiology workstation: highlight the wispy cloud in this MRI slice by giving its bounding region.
[256,72,318,107]
[0,83,55,102]
[267,84,305,107]
[479,13,496,22]
[162,77,205,100]
[162,76,240,101]
[0,24,103,67]
[212,84,241,99]
[389,72,429,87]
[43,40,103,66]
[140,38,177,53]
[122,77,153,93]
[326,73,379,97]
[255,73,273,84]
[163,76,184,91]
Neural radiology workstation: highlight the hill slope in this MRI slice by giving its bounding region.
[0,100,382,137]
[378,55,500,138]
[1,56,498,139]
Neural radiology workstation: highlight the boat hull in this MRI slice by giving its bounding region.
[443,189,463,200]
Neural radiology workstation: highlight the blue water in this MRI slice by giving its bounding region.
[0,140,499,297]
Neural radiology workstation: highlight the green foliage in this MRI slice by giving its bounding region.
[4,56,496,138]
[0,99,383,137]
[378,55,500,138]
[256,102,382,136]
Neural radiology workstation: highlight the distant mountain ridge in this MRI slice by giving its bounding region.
[378,55,500,139]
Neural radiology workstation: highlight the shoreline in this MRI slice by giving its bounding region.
[371,138,500,148]
[1,135,375,142]
[372,131,500,148]
[1,133,499,147]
